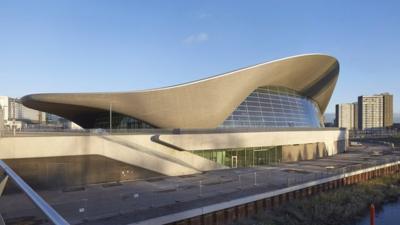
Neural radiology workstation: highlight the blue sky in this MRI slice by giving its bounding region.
[1,0,399,113]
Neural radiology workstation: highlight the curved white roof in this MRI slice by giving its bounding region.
[22,54,339,128]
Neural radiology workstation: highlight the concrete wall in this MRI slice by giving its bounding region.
[0,136,195,175]
[0,135,222,176]
[0,129,348,176]
[281,142,327,162]
[159,129,348,156]
[3,155,162,192]
[112,135,225,172]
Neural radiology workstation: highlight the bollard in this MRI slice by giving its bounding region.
[81,198,88,221]
[199,180,203,197]
[151,191,155,208]
[370,204,375,225]
[254,172,257,186]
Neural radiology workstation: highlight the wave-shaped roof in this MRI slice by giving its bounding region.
[22,54,339,128]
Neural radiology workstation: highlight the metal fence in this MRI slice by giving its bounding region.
[349,128,400,140]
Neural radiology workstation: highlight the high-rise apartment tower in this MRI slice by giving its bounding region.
[358,93,393,129]
[335,103,358,129]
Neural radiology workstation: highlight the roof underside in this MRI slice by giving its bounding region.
[21,54,339,129]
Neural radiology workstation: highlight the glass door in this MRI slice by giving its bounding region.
[231,156,238,168]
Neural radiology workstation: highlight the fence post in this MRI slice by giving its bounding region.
[199,180,203,197]
[238,174,242,189]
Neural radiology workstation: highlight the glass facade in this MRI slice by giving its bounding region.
[93,112,155,129]
[191,146,282,168]
[221,86,323,128]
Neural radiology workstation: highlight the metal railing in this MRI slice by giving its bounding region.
[0,126,345,137]
[349,128,400,140]
[0,160,69,225]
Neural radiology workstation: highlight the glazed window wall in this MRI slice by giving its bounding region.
[192,146,282,168]
[93,112,154,129]
[221,86,323,128]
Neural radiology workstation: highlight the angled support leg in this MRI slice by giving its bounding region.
[0,213,5,225]
[0,175,8,197]
[0,174,8,225]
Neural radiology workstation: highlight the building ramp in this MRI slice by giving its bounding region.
[94,135,225,176]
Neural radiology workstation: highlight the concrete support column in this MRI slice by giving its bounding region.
[237,205,246,220]
[225,208,236,224]
[301,188,307,197]
[273,196,280,208]
[176,220,189,225]
[246,202,255,216]
[288,191,294,201]
[215,211,225,225]
[265,198,272,209]
[202,213,214,225]
[189,217,201,225]
[280,194,287,205]
[295,190,301,199]
[318,184,324,192]
[256,200,264,213]
[310,186,316,194]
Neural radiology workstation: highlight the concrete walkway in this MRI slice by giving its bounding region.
[0,144,399,225]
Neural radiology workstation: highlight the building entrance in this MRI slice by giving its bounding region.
[192,146,283,168]
[231,156,238,168]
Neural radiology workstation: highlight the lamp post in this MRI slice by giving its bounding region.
[109,103,112,134]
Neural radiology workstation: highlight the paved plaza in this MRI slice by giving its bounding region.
[1,143,399,225]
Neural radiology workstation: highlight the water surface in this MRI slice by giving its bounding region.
[356,201,400,225]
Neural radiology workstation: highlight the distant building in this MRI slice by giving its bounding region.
[0,95,78,130]
[358,93,393,130]
[383,94,393,127]
[9,98,46,124]
[335,103,358,129]
[0,105,4,130]
[46,113,82,130]
[0,96,9,121]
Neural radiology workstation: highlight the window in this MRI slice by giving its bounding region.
[220,86,322,128]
